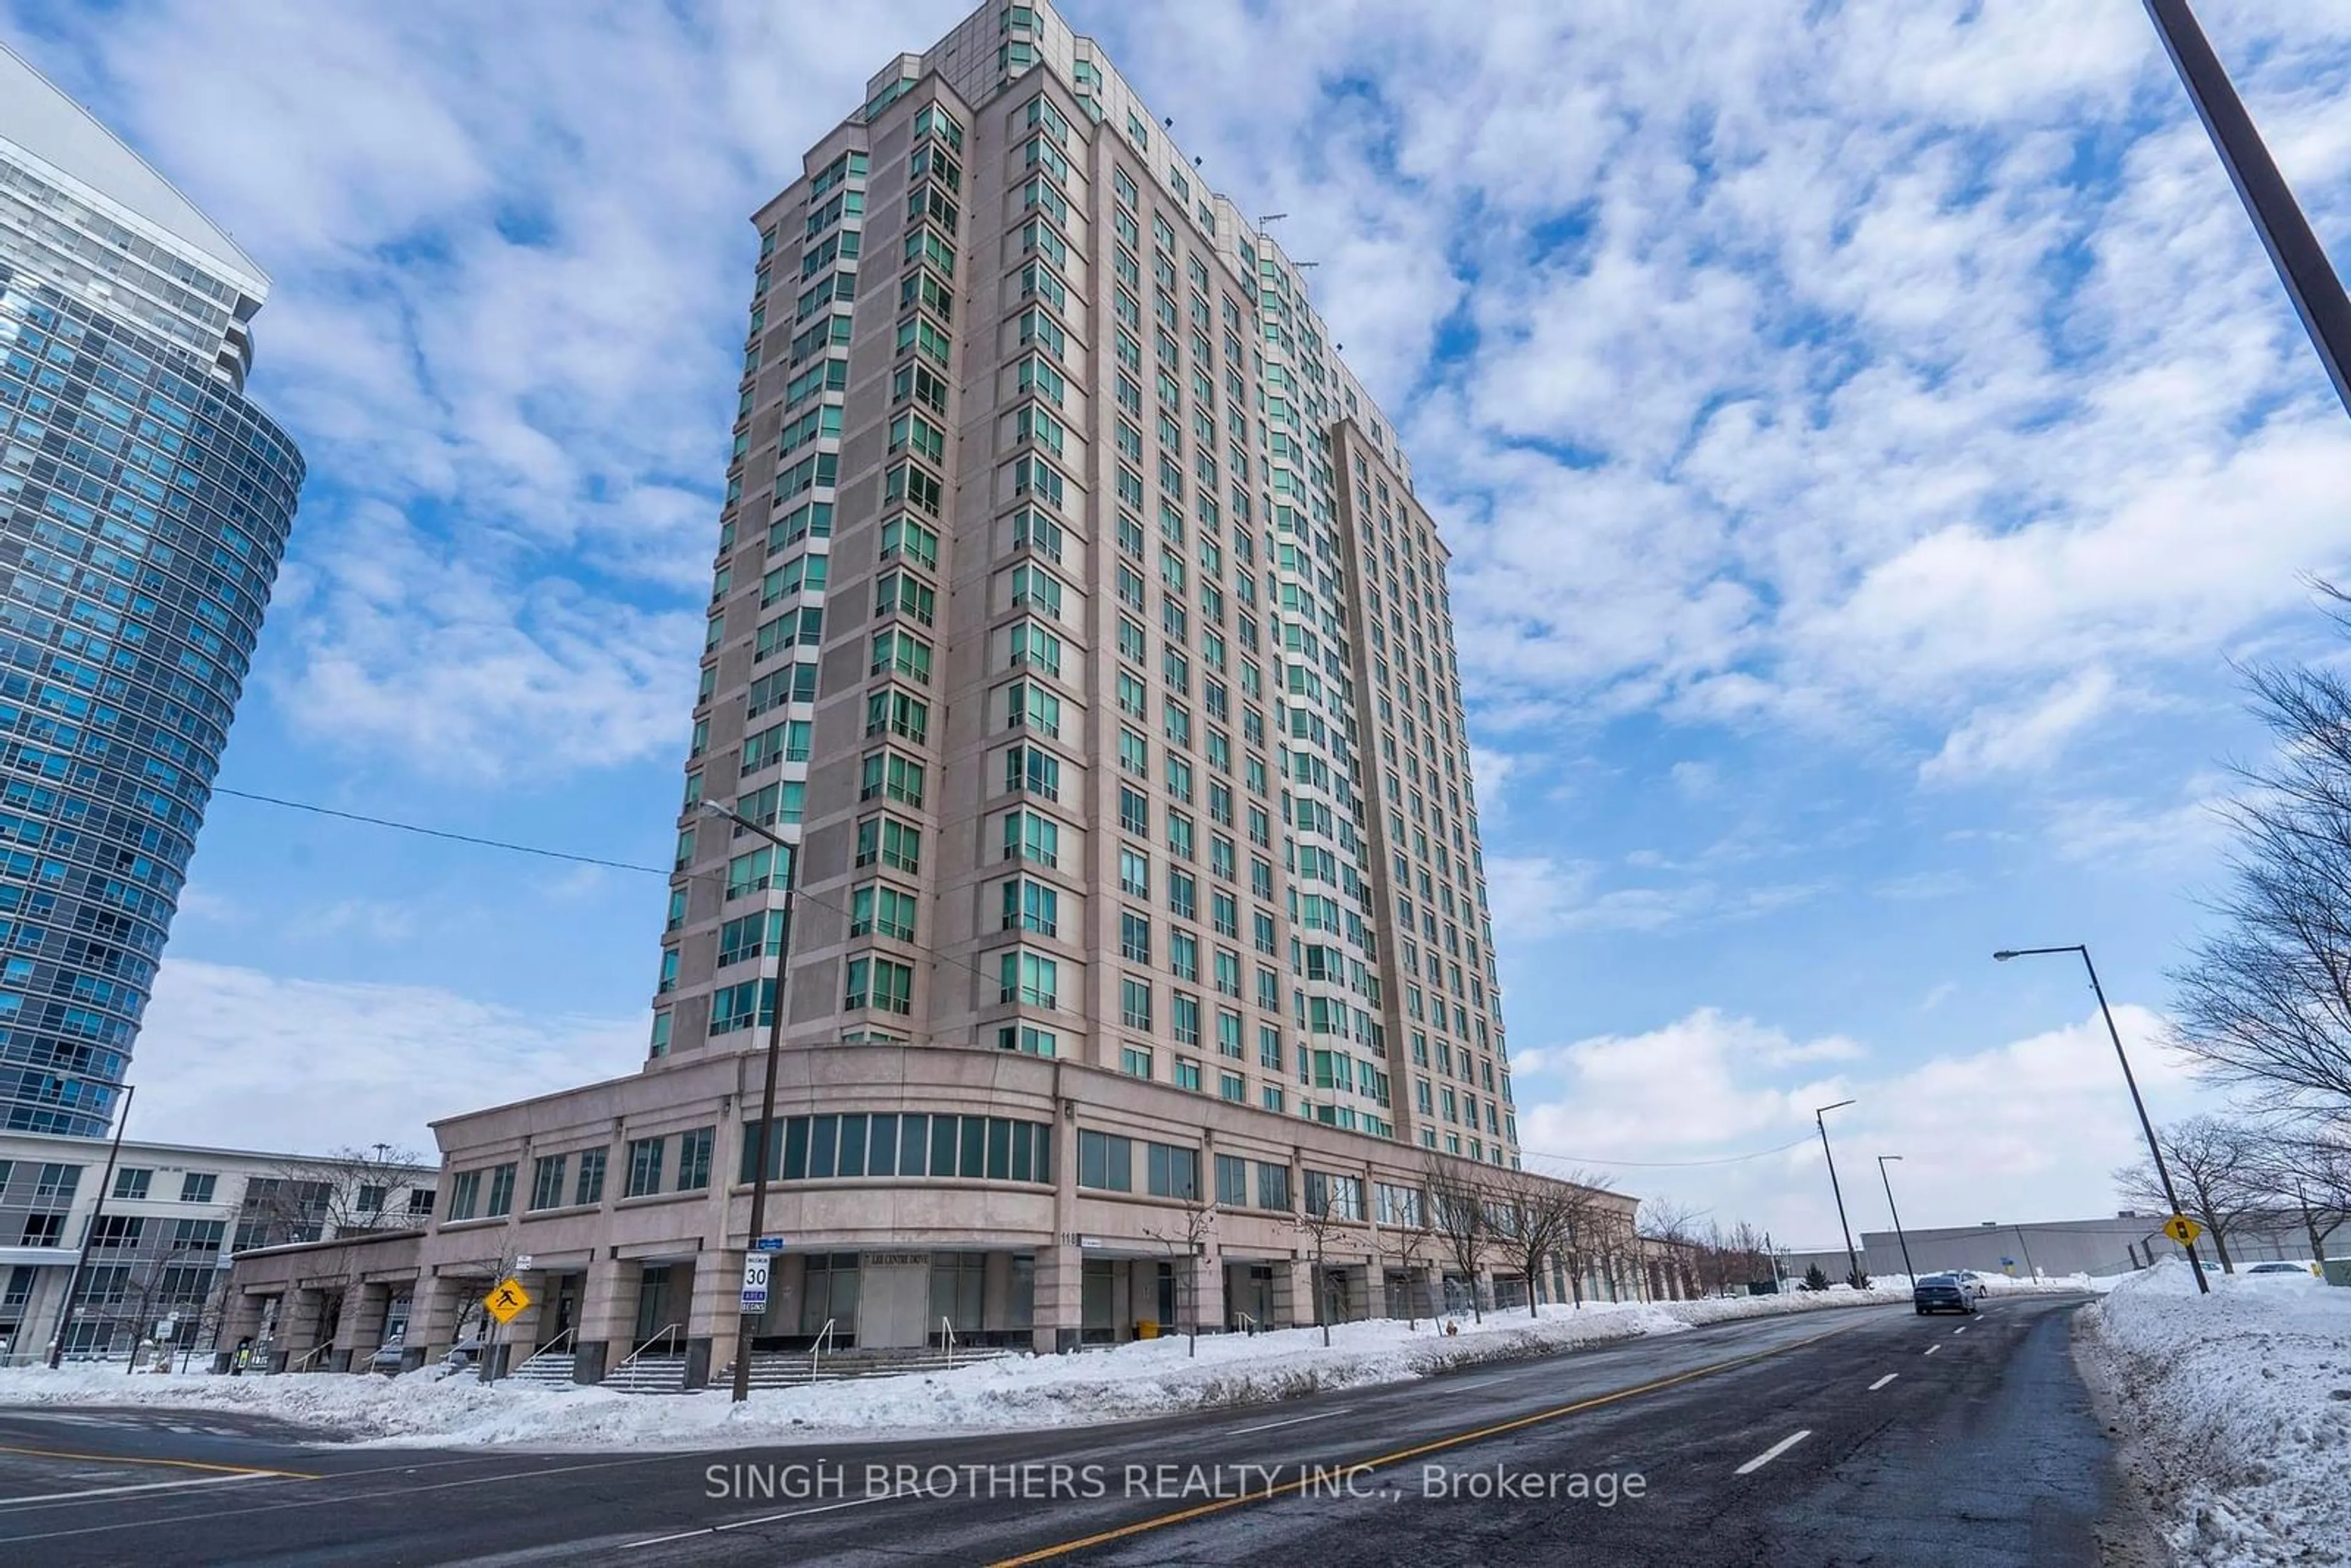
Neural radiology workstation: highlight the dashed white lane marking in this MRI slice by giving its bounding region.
[1953,1325,1968,1335]
[1228,1408,1351,1436]
[622,1491,899,1550]
[1867,1373,1899,1391]
[1923,1345,1940,1356]
[1734,1430,1813,1476]
[0,1472,274,1509]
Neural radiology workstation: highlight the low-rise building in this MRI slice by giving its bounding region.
[222,1045,1653,1386]
[0,1129,431,1364]
[1782,1210,2325,1283]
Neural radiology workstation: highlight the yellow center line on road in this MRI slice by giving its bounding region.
[986,1318,1876,1567]
[0,1443,317,1482]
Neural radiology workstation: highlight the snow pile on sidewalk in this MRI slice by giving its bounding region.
[0,1278,2088,1450]
[2078,1259,2351,1567]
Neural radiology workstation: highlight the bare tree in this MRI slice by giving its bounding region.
[1423,1155,1492,1322]
[1488,1168,1578,1318]
[1726,1221,1775,1292]
[70,1243,212,1370]
[1590,1206,1640,1302]
[1638,1199,1704,1301]
[1381,1182,1439,1328]
[1294,1184,1351,1348]
[1560,1174,1621,1306]
[2170,586,2351,1115]
[1141,1194,1217,1358]
[2115,1116,2267,1272]
[2248,1129,2351,1266]
[242,1145,429,1248]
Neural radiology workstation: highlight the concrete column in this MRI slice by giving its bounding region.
[981,1251,1014,1339]
[1188,1248,1225,1336]
[411,1273,468,1367]
[282,1287,328,1367]
[775,1253,808,1338]
[213,1289,271,1373]
[1032,1240,1079,1354]
[336,1282,391,1373]
[684,1253,732,1392]
[1270,1257,1307,1330]
[572,1255,639,1384]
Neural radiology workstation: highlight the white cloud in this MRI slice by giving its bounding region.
[1872,870,1971,901]
[1485,857,1828,938]
[2,0,970,779]
[1669,760,1720,800]
[305,898,421,945]
[1515,1002,2226,1248]
[1921,667,2119,784]
[132,959,646,1154]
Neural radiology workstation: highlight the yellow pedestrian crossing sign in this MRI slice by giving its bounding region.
[2161,1214,2203,1247]
[484,1277,531,1324]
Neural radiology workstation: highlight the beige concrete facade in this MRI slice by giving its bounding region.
[223,1045,1649,1384]
[654,0,1514,1158]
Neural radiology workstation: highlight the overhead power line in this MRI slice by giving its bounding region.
[209,786,1022,994]
[212,787,670,876]
[214,792,1839,1134]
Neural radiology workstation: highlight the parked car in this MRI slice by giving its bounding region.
[1951,1270,1992,1300]
[2244,1261,2320,1280]
[1913,1274,1979,1315]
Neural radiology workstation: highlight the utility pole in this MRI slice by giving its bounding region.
[49,1084,135,1367]
[1815,1100,1861,1288]
[702,802,797,1403]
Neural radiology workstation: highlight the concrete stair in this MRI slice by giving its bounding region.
[500,1350,580,1390]
[738,1344,1022,1389]
[598,1352,689,1395]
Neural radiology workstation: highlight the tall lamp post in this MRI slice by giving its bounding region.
[1877,1155,1916,1285]
[48,1083,135,1368]
[702,801,800,1398]
[1993,945,2210,1295]
[1815,1100,1861,1288]
[2142,0,2350,417]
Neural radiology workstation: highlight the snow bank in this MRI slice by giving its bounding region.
[2078,1258,2351,1567]
[0,1279,2090,1450]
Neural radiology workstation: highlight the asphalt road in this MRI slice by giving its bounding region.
[0,1294,2120,1566]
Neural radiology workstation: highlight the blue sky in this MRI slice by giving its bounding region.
[4,0,2347,1253]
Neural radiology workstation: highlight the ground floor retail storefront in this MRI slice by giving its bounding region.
[223,1046,1659,1386]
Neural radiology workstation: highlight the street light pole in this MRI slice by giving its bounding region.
[48,1083,135,1368]
[1993,944,2210,1294]
[1815,1100,1861,1288]
[2142,0,2350,417]
[1877,1155,1916,1284]
[702,802,799,1400]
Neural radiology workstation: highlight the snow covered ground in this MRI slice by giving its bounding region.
[0,1276,2096,1451]
[2079,1259,2351,1567]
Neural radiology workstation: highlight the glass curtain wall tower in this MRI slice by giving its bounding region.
[652,0,1516,1165]
[0,46,305,1135]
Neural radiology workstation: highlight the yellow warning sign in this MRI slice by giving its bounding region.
[2161,1214,2204,1248]
[484,1277,532,1324]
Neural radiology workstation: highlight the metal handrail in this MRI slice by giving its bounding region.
[1234,1310,1257,1337]
[287,1343,331,1374]
[809,1317,836,1381]
[513,1326,576,1375]
[940,1316,956,1369]
[615,1322,682,1375]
